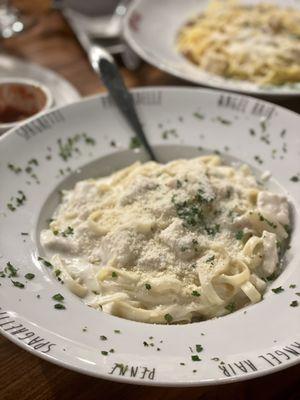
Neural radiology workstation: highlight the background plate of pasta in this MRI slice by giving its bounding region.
[0,87,299,386]
[124,0,300,96]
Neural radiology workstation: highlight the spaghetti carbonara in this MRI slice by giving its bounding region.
[41,156,290,324]
[177,1,300,85]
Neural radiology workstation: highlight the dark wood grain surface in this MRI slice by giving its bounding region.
[0,2,300,400]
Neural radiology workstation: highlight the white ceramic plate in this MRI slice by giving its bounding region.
[123,0,300,97]
[0,87,299,386]
[0,54,80,107]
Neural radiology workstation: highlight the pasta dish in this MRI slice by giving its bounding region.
[41,156,290,324]
[177,1,300,85]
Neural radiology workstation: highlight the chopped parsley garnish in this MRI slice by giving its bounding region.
[191,355,201,361]
[0,271,5,278]
[38,257,53,268]
[196,344,203,353]
[196,188,215,204]
[282,142,287,153]
[54,269,61,277]
[111,271,118,278]
[259,213,277,229]
[193,112,204,120]
[110,140,116,147]
[7,163,22,174]
[82,133,95,145]
[260,120,267,132]
[264,272,278,282]
[5,262,18,277]
[289,284,296,289]
[129,137,141,149]
[161,129,178,139]
[205,224,220,236]
[164,313,173,323]
[191,290,200,297]
[21,232,29,236]
[272,286,284,294]
[254,155,263,164]
[7,203,16,211]
[260,134,270,145]
[7,190,27,211]
[295,293,300,297]
[52,293,64,302]
[25,273,35,280]
[114,329,121,334]
[290,301,298,307]
[16,190,26,206]
[176,180,182,188]
[235,230,244,240]
[11,280,24,288]
[54,303,66,310]
[109,349,114,353]
[280,129,286,138]
[100,335,107,341]
[143,341,149,347]
[225,302,236,313]
[61,226,74,236]
[28,158,39,166]
[249,129,256,136]
[180,362,185,366]
[57,134,94,161]
[176,202,204,227]
[101,351,108,356]
[172,188,218,236]
[145,283,151,290]
[205,255,215,263]
[216,116,231,125]
[290,176,299,182]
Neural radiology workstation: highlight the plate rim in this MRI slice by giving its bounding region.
[123,0,300,98]
[0,86,300,386]
[1,322,300,387]
[2,86,300,146]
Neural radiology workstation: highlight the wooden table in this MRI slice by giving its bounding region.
[1,3,300,400]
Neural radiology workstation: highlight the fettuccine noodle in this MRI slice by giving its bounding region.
[41,155,290,323]
[177,1,300,85]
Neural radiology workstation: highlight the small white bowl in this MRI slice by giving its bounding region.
[0,78,53,134]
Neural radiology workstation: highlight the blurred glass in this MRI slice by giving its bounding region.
[0,0,34,38]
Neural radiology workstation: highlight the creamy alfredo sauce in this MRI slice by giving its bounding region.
[40,156,290,324]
